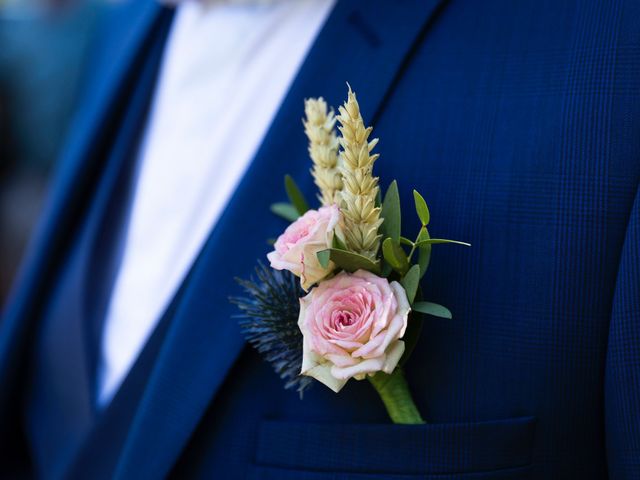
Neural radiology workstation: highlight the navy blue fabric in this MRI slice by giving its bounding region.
[22,13,171,479]
[64,266,189,480]
[1,0,639,479]
[606,185,640,476]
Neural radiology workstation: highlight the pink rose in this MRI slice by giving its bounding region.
[298,269,410,392]
[267,205,341,290]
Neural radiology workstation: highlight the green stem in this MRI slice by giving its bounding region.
[368,369,425,424]
[408,242,418,262]
[407,226,426,263]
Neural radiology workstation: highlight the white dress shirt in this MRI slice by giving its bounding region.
[98,0,335,406]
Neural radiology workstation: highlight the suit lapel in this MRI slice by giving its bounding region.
[113,1,449,478]
[0,0,168,433]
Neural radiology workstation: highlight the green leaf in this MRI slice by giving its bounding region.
[317,248,381,274]
[415,238,471,248]
[380,180,401,241]
[270,202,300,222]
[400,265,420,304]
[416,227,431,279]
[412,301,452,319]
[418,247,431,279]
[399,310,423,367]
[285,175,310,215]
[317,249,331,269]
[332,234,348,251]
[399,236,414,247]
[382,239,400,269]
[382,238,409,274]
[381,261,393,278]
[413,190,430,226]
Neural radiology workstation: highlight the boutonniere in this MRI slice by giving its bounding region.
[233,86,469,424]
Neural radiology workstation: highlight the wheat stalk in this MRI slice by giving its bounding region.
[336,86,382,260]
[304,98,342,206]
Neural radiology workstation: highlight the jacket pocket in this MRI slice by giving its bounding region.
[249,416,536,479]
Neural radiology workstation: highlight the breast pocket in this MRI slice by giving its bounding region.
[248,416,536,479]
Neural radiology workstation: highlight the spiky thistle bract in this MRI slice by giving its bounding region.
[231,263,312,395]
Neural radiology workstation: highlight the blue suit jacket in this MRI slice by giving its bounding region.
[1,0,639,478]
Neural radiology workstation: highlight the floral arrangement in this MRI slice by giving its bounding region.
[233,86,469,424]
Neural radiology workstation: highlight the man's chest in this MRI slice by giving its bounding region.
[98,0,335,405]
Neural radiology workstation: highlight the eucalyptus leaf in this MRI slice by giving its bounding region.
[417,226,430,243]
[401,265,420,304]
[317,248,381,274]
[412,301,452,319]
[317,249,331,269]
[382,239,400,269]
[399,309,423,366]
[380,180,401,242]
[393,241,410,273]
[375,188,382,208]
[381,261,393,278]
[382,238,409,274]
[417,227,431,279]
[285,175,310,215]
[415,238,471,248]
[399,236,414,247]
[413,190,430,226]
[418,246,431,279]
[332,234,348,251]
[270,202,300,222]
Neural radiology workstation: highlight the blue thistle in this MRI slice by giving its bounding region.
[231,263,312,395]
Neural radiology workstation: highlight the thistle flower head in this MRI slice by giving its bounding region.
[232,263,312,395]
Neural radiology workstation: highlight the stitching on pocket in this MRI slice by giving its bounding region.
[255,416,537,475]
[250,462,534,479]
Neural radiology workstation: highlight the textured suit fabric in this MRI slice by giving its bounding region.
[606,185,640,477]
[0,0,639,479]
[23,17,170,478]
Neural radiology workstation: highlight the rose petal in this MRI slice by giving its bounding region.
[305,363,348,393]
[331,357,385,380]
[267,205,341,289]
[381,340,405,374]
[298,270,411,391]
